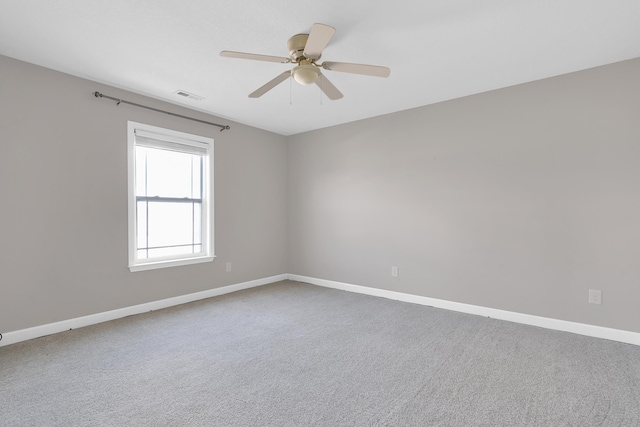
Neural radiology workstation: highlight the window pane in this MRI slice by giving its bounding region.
[145,148,200,198]
[147,245,197,259]
[135,146,148,196]
[192,156,202,198]
[193,202,202,245]
[147,201,194,248]
[138,245,202,259]
[136,201,148,250]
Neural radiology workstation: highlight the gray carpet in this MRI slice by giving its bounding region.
[1,280,639,426]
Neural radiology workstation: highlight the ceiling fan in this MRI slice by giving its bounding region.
[220,23,390,100]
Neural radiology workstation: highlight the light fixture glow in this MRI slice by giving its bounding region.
[292,64,320,85]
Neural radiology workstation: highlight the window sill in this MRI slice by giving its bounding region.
[129,255,215,272]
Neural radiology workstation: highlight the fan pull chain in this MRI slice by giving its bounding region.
[320,76,323,106]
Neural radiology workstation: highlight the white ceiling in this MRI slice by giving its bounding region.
[1,1,639,136]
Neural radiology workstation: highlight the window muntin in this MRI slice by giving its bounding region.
[127,122,214,271]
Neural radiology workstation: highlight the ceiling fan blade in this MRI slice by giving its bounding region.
[315,73,343,100]
[220,50,291,64]
[321,61,390,78]
[248,71,292,98]
[303,23,336,60]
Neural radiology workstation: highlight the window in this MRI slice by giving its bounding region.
[127,121,214,272]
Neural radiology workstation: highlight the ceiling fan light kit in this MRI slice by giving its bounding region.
[292,61,320,85]
[220,23,390,100]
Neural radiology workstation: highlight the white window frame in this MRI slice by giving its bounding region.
[127,121,215,272]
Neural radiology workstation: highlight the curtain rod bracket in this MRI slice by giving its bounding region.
[93,91,230,132]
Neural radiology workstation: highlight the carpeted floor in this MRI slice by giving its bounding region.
[1,280,639,426]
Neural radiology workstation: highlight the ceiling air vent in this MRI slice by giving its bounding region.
[174,90,204,101]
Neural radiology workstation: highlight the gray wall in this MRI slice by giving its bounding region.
[0,55,288,332]
[3,53,639,336]
[288,58,640,333]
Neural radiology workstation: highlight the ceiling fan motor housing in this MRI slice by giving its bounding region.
[288,34,312,61]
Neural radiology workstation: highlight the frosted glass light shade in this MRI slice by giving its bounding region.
[292,64,320,85]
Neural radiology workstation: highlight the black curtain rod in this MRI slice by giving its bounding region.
[93,91,230,132]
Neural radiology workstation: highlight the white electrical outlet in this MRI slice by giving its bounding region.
[226,262,232,272]
[391,266,399,277]
[588,289,602,305]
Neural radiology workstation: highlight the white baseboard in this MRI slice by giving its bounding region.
[4,273,638,348]
[288,274,640,347]
[0,274,287,347]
